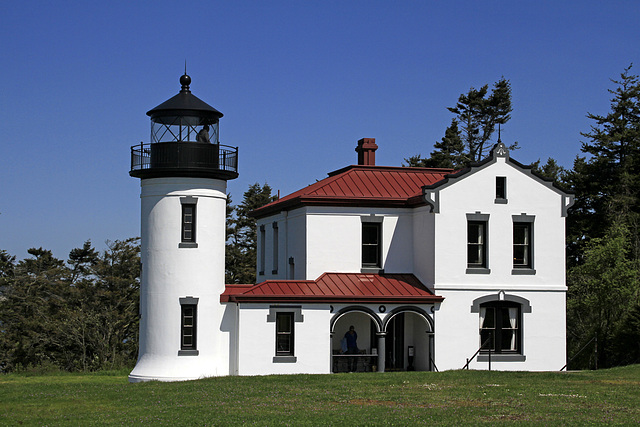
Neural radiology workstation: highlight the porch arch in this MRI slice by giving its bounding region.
[330,306,382,334]
[382,306,434,333]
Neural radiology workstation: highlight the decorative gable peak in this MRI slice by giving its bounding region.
[491,141,509,159]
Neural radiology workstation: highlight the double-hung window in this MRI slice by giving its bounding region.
[512,214,535,274]
[268,306,302,363]
[275,312,294,357]
[466,213,490,274]
[361,216,383,272]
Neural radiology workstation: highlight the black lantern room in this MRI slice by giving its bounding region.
[130,74,238,180]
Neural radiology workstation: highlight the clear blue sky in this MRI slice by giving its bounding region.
[1,1,639,260]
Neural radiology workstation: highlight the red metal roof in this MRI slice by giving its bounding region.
[221,273,444,304]
[252,165,452,218]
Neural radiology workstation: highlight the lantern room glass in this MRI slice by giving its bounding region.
[151,116,219,144]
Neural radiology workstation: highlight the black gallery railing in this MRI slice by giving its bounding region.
[131,142,238,174]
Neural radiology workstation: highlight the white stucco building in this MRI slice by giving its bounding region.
[129,76,574,381]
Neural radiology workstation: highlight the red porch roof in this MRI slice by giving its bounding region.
[221,273,444,304]
[251,165,452,218]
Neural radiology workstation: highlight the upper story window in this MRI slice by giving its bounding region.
[466,213,490,274]
[512,214,535,275]
[179,197,198,248]
[361,216,383,272]
[259,224,266,276]
[272,222,279,275]
[495,176,507,204]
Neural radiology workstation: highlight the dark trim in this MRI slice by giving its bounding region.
[382,306,434,333]
[361,215,384,223]
[178,350,199,356]
[267,305,304,323]
[512,268,536,275]
[477,354,525,362]
[179,296,199,305]
[330,306,383,333]
[471,293,532,314]
[178,242,198,248]
[361,267,384,274]
[422,142,575,216]
[494,198,508,204]
[466,268,491,275]
[273,356,297,363]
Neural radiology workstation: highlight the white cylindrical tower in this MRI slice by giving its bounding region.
[128,74,238,382]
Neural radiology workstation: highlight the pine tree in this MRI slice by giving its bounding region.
[406,77,515,168]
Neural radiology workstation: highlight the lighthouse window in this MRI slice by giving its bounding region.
[179,197,198,248]
[179,297,199,356]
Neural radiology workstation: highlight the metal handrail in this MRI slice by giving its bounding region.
[462,336,493,370]
[130,141,238,173]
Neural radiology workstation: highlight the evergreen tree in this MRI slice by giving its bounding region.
[565,65,640,368]
[565,65,640,265]
[406,78,515,169]
[226,183,276,284]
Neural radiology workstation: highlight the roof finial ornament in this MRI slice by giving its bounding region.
[180,61,191,93]
[497,123,502,144]
[493,123,508,158]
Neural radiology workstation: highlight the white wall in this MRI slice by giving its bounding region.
[433,157,568,288]
[434,289,566,371]
[129,177,232,381]
[236,303,332,375]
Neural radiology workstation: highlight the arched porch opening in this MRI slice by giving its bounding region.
[330,306,382,373]
[382,307,435,372]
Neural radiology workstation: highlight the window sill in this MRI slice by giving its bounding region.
[512,268,536,275]
[178,242,198,249]
[178,350,199,356]
[361,267,384,274]
[477,354,525,362]
[466,268,491,275]
[273,356,297,363]
[494,198,508,204]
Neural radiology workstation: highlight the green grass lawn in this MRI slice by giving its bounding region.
[1,365,639,425]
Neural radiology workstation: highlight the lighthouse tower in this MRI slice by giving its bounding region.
[128,74,238,382]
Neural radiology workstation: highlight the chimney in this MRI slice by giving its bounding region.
[355,138,378,166]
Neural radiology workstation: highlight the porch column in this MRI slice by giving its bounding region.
[376,332,386,373]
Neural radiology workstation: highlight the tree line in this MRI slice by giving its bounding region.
[1,67,638,372]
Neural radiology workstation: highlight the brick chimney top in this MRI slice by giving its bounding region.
[355,138,378,166]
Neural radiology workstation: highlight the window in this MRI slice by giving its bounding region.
[512,214,535,274]
[362,223,381,267]
[259,224,265,275]
[179,197,198,248]
[361,216,383,272]
[466,212,490,273]
[272,222,279,274]
[480,302,521,354]
[276,312,294,357]
[495,176,507,203]
[467,222,486,267]
[179,297,199,356]
[268,306,302,363]
[182,205,195,241]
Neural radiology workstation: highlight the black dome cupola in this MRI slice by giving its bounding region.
[130,74,238,180]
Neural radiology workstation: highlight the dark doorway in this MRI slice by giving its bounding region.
[385,313,405,370]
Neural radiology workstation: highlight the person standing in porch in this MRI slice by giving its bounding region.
[345,325,358,372]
